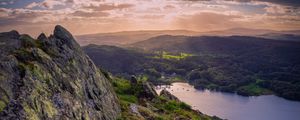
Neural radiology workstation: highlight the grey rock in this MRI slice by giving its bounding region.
[130,75,138,85]
[139,82,157,100]
[37,33,47,41]
[0,30,19,39]
[54,25,74,41]
[129,104,141,116]
[0,30,21,57]
[0,25,120,120]
[160,89,179,101]
[53,25,80,50]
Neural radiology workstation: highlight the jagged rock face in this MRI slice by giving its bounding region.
[0,25,120,120]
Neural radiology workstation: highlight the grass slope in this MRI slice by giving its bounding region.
[111,77,221,120]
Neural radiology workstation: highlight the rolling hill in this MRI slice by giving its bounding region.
[76,30,199,46]
[76,28,300,46]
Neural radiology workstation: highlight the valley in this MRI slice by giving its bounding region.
[1,0,300,119]
[83,35,300,101]
[0,26,221,120]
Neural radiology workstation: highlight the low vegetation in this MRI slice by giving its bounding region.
[237,83,273,96]
[112,77,220,120]
[152,51,194,60]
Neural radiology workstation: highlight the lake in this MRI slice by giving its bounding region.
[155,82,300,120]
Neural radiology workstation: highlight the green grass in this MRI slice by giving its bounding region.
[169,76,185,82]
[157,76,185,85]
[153,51,194,60]
[137,74,149,82]
[163,100,191,111]
[118,94,138,103]
[238,83,272,96]
[207,83,218,89]
[112,78,132,94]
[112,77,220,120]
[0,100,6,112]
[154,99,210,120]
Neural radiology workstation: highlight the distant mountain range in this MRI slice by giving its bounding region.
[75,30,199,46]
[258,33,300,41]
[201,28,300,36]
[76,28,300,46]
[130,35,300,53]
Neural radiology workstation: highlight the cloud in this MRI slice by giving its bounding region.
[186,0,300,7]
[25,2,39,9]
[0,8,68,28]
[264,4,288,14]
[234,0,300,7]
[0,0,15,5]
[1,0,300,36]
[0,8,11,18]
[139,14,165,19]
[25,0,68,9]
[82,3,134,11]
[71,10,109,17]
[164,5,177,10]
[174,12,243,31]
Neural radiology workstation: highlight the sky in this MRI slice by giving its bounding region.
[0,0,300,36]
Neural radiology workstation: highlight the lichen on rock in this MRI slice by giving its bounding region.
[0,25,120,120]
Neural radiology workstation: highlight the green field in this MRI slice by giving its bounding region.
[153,51,194,60]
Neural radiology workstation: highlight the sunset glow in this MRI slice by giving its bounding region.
[0,0,299,36]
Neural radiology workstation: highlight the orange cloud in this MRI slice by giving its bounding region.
[174,12,243,31]
[0,0,299,36]
[83,3,134,11]
[71,10,110,17]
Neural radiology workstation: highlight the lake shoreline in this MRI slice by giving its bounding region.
[155,82,300,120]
[159,81,300,102]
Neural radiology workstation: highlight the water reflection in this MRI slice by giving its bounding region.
[155,82,300,120]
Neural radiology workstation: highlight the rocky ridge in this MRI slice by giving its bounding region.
[0,25,120,119]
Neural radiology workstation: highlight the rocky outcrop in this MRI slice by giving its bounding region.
[160,89,179,101]
[0,25,120,119]
[139,82,158,100]
[130,75,138,85]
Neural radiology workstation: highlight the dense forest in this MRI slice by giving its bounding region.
[84,35,300,101]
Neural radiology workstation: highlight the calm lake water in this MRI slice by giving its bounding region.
[155,82,300,120]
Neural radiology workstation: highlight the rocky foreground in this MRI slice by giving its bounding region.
[0,25,120,119]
